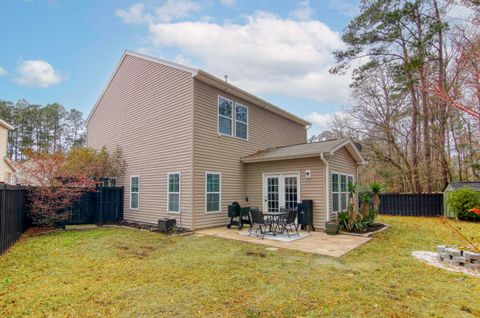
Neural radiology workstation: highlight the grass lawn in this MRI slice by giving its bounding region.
[1,216,479,318]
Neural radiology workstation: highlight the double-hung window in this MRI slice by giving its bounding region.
[235,103,248,140]
[218,96,249,140]
[218,96,233,136]
[130,176,139,209]
[331,172,354,213]
[332,174,339,213]
[167,172,180,213]
[206,172,221,213]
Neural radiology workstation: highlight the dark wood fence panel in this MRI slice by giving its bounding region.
[0,184,29,255]
[66,187,124,225]
[378,193,443,217]
[95,187,123,223]
[1,186,124,255]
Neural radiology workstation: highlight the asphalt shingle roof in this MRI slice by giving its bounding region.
[241,137,357,163]
[445,181,480,191]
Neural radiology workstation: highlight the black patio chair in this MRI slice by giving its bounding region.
[249,208,269,239]
[277,209,299,238]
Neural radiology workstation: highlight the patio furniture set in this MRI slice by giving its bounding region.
[227,202,299,239]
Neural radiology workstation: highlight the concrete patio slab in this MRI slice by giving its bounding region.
[196,227,372,257]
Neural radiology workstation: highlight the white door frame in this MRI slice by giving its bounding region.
[262,172,301,212]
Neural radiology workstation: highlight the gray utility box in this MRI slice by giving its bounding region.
[158,218,176,233]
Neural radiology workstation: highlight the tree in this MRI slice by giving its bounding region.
[64,146,127,180]
[66,108,85,148]
[18,150,96,227]
[330,0,480,192]
[0,99,86,158]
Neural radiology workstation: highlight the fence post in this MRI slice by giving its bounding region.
[98,189,103,224]
[0,183,4,253]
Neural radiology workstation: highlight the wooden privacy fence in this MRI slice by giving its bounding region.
[67,187,124,225]
[378,193,443,217]
[0,184,29,255]
[0,186,124,255]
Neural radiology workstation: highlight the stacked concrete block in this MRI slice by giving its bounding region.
[437,245,480,270]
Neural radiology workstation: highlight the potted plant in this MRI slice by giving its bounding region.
[325,219,339,235]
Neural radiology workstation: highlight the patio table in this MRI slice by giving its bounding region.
[263,211,289,235]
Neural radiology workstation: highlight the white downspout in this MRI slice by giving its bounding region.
[320,153,329,223]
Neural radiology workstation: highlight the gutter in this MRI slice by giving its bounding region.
[320,153,329,223]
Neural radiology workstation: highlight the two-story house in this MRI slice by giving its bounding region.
[86,51,365,230]
[0,119,15,184]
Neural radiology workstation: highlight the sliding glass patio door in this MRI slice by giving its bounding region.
[263,173,300,212]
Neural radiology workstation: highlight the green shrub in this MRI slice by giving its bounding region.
[446,188,480,222]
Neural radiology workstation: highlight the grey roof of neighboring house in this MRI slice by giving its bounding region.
[445,181,480,192]
[241,138,366,163]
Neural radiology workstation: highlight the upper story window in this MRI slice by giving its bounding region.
[235,103,248,140]
[218,96,233,136]
[218,95,249,140]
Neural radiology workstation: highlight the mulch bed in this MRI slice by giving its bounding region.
[110,220,192,236]
[346,223,387,234]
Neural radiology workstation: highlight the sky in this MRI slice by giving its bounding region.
[0,0,361,135]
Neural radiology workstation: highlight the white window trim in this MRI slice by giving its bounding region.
[217,95,233,137]
[167,172,181,214]
[262,172,301,212]
[331,171,354,213]
[205,172,222,213]
[234,102,249,141]
[130,175,139,210]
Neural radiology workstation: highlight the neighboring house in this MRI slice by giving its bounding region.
[0,119,15,184]
[443,181,480,218]
[86,51,365,230]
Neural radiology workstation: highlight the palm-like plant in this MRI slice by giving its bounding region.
[370,182,382,212]
[347,182,359,224]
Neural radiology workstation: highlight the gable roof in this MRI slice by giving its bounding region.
[86,51,310,127]
[444,181,480,192]
[0,119,14,130]
[241,138,366,164]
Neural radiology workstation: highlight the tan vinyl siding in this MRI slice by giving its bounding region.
[0,126,13,183]
[192,79,307,229]
[245,157,326,230]
[328,147,358,221]
[87,54,194,229]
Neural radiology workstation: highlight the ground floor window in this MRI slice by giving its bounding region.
[331,172,354,213]
[168,172,180,213]
[206,172,221,212]
[130,176,139,209]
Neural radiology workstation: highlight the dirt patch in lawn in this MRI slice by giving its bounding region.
[113,243,157,259]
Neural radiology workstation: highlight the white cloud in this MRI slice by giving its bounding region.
[305,111,340,132]
[144,11,349,103]
[446,2,475,22]
[289,0,313,21]
[0,67,7,76]
[327,0,359,18]
[15,60,62,88]
[115,1,201,24]
[115,3,148,24]
[219,0,235,7]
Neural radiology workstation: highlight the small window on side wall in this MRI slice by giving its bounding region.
[206,172,221,213]
[218,96,233,136]
[168,172,181,213]
[130,176,139,209]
